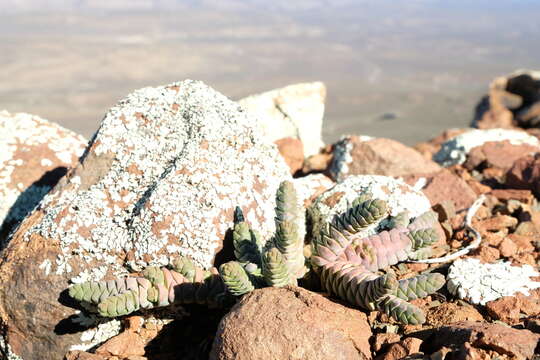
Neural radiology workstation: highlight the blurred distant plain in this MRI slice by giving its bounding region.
[1,0,539,144]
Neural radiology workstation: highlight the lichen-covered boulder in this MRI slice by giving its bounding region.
[210,286,372,360]
[239,82,326,157]
[0,111,87,244]
[307,175,432,241]
[433,128,539,167]
[329,136,441,181]
[0,80,291,359]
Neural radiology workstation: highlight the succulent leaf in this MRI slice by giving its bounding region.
[376,294,426,325]
[408,228,439,250]
[392,273,446,301]
[262,247,291,287]
[332,198,388,234]
[219,261,255,296]
[233,222,262,265]
[387,211,410,229]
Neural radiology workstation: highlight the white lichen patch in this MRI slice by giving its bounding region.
[447,258,540,305]
[292,173,335,207]
[329,135,373,182]
[69,319,122,352]
[25,80,290,281]
[309,175,431,239]
[0,110,87,230]
[433,128,539,167]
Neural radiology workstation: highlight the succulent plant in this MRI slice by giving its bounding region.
[219,180,306,294]
[67,181,444,325]
[310,199,445,325]
[68,256,230,317]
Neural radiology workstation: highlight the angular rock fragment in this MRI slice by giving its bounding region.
[505,154,540,197]
[0,111,87,244]
[329,136,440,181]
[239,82,326,157]
[463,140,540,172]
[424,321,540,359]
[434,128,539,167]
[210,286,372,360]
[0,80,291,359]
[403,169,477,211]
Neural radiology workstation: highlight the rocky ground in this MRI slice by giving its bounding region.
[1,72,540,360]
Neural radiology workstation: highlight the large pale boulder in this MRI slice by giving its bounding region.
[0,111,87,244]
[210,286,372,360]
[0,80,291,359]
[239,82,326,157]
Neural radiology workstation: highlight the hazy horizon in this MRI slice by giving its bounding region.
[1,0,539,144]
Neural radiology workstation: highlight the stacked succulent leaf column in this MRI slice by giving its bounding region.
[219,180,307,294]
[310,195,446,325]
[69,256,229,317]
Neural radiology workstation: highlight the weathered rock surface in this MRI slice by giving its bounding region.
[433,128,539,167]
[329,136,440,181]
[0,80,291,359]
[239,82,326,157]
[463,140,540,172]
[403,169,477,211]
[209,286,372,360]
[425,302,484,327]
[275,137,305,174]
[308,175,432,241]
[0,111,87,244]
[506,154,540,197]
[292,173,335,208]
[424,321,540,359]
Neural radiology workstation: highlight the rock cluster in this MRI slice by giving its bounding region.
[3,74,540,360]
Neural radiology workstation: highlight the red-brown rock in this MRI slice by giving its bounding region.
[404,169,477,211]
[505,154,540,197]
[498,238,518,258]
[330,136,441,181]
[210,286,372,360]
[475,215,518,233]
[373,333,401,353]
[464,140,540,172]
[380,337,422,360]
[95,331,146,357]
[424,321,540,359]
[425,302,484,327]
[64,351,108,360]
[485,296,521,323]
[275,137,305,174]
[489,189,533,204]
